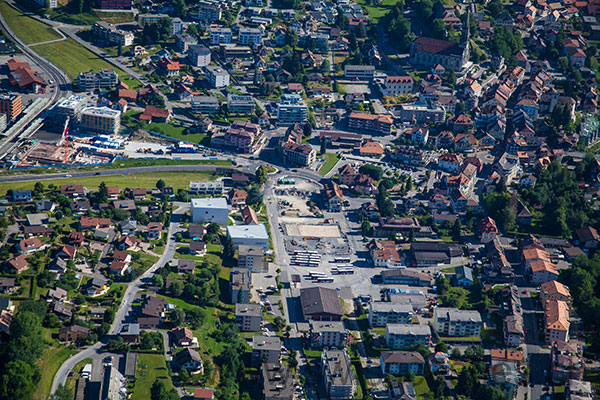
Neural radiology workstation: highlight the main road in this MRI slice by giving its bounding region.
[50,204,187,394]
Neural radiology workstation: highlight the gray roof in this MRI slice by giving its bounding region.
[310,320,346,333]
[380,351,425,365]
[386,324,431,336]
[252,335,281,351]
[300,287,343,318]
[433,307,482,323]
[455,265,473,282]
[235,303,262,317]
[370,302,414,314]
[120,323,140,336]
[321,350,354,387]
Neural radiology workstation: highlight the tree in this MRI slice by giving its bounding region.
[152,274,164,288]
[432,18,446,39]
[273,316,286,332]
[303,122,312,137]
[0,360,38,400]
[50,384,73,400]
[380,199,395,217]
[97,182,108,204]
[451,219,462,243]
[33,182,44,196]
[475,385,505,400]
[106,336,129,353]
[171,308,185,326]
[361,220,372,237]
[356,22,366,38]
[320,59,330,73]
[457,365,477,396]
[173,0,186,17]
[320,136,327,154]
[150,379,179,400]
[435,341,448,353]
[171,280,184,297]
[359,164,384,181]
[246,186,263,206]
[255,165,268,185]
[156,179,166,190]
[223,235,235,260]
[450,347,462,359]
[285,30,298,48]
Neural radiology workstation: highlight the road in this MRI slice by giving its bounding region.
[50,204,186,394]
[0,2,71,159]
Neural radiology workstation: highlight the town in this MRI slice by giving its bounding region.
[0,0,599,399]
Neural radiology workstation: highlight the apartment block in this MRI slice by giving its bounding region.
[92,21,134,46]
[80,107,121,135]
[77,69,119,91]
[368,302,414,327]
[209,28,233,45]
[234,303,262,331]
[191,96,220,114]
[433,307,482,338]
[385,324,431,350]
[188,44,211,67]
[277,94,308,125]
[310,321,348,349]
[0,93,22,121]
[321,350,356,400]
[348,111,393,135]
[205,66,230,88]
[227,94,256,114]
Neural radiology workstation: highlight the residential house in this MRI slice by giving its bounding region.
[380,351,425,376]
[235,303,262,331]
[175,348,204,374]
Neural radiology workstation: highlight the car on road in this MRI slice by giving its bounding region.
[103,356,113,367]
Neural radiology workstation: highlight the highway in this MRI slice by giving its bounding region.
[51,204,186,393]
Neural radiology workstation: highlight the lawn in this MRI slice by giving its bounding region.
[146,122,207,145]
[318,153,341,176]
[65,358,93,396]
[130,354,174,400]
[353,0,396,22]
[414,376,430,397]
[33,38,131,81]
[0,171,215,194]
[0,2,61,45]
[33,346,77,400]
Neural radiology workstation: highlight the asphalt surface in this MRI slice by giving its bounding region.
[50,204,186,394]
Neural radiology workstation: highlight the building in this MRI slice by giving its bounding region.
[380,351,425,376]
[321,350,356,400]
[381,76,414,96]
[409,18,469,72]
[545,300,570,343]
[369,302,413,327]
[380,270,432,286]
[191,96,220,114]
[96,0,132,9]
[261,363,294,400]
[239,27,263,45]
[385,324,431,350]
[227,224,269,250]
[323,181,344,212]
[6,59,47,93]
[58,325,90,343]
[80,107,121,135]
[540,281,572,305]
[32,0,57,7]
[227,94,256,114]
[101,366,126,400]
[55,95,88,122]
[309,321,348,349]
[479,216,498,243]
[551,341,584,383]
[188,44,212,67]
[192,2,222,22]
[300,287,343,321]
[175,348,204,374]
[176,34,198,52]
[348,112,393,135]
[77,69,119,91]
[209,27,233,45]
[0,93,22,121]
[171,327,194,346]
[344,65,375,80]
[190,197,229,225]
[230,268,251,304]
[205,66,230,88]
[397,103,446,123]
[212,120,263,154]
[235,303,262,331]
[92,21,134,46]
[252,336,281,365]
[137,14,169,27]
[119,323,140,343]
[567,379,593,399]
[281,142,316,167]
[193,388,214,400]
[277,94,308,125]
[433,307,482,338]
[189,181,224,195]
[238,245,267,272]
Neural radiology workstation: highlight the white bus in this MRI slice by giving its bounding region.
[317,277,334,283]
[336,267,354,275]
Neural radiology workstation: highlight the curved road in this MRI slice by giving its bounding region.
[51,204,186,393]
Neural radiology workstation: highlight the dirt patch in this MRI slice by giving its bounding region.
[285,224,341,238]
[129,129,172,144]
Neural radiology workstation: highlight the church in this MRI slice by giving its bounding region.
[409,16,470,72]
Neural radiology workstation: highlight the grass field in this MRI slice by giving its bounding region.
[0,170,215,195]
[353,0,397,22]
[414,376,430,397]
[0,2,62,45]
[33,346,77,400]
[146,122,208,145]
[33,38,131,81]
[318,153,341,176]
[131,354,174,400]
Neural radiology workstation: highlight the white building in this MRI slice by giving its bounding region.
[227,224,269,250]
[191,197,229,225]
[277,94,308,125]
[205,66,230,88]
[238,27,263,45]
[188,44,211,67]
[55,95,88,122]
[209,28,233,45]
[189,181,224,195]
[433,307,482,338]
[227,94,256,114]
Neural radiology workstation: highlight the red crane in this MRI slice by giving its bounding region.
[59,117,70,165]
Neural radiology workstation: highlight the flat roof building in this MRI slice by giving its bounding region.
[227,224,269,250]
[81,107,121,135]
[191,197,229,225]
